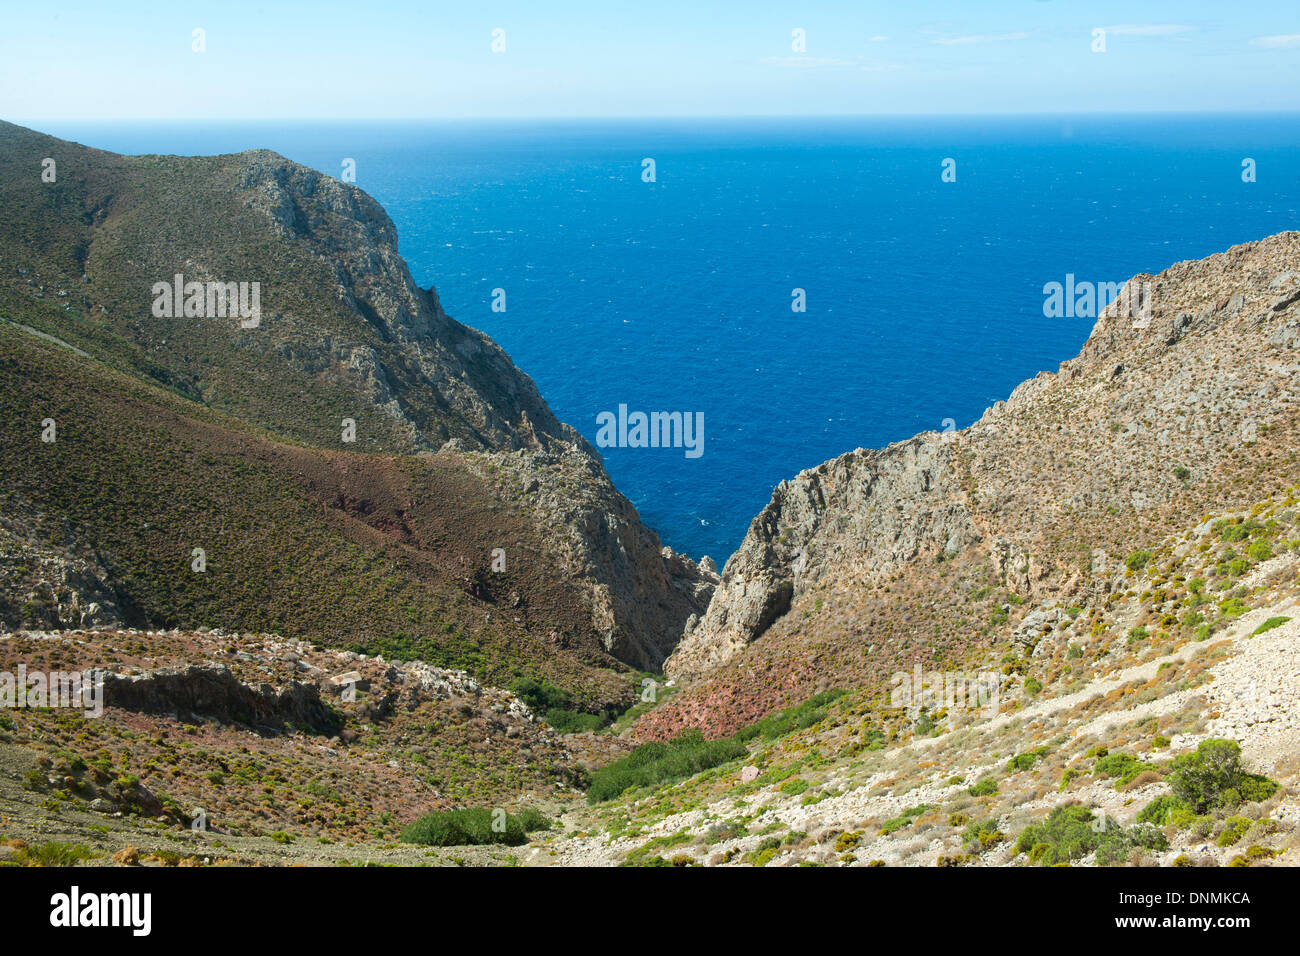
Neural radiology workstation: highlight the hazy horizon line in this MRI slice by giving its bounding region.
[11,108,1300,125]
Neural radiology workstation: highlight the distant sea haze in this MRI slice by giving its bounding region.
[46,114,1300,563]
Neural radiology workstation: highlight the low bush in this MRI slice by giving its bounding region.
[1014,805,1167,866]
[400,807,551,847]
[1167,739,1278,813]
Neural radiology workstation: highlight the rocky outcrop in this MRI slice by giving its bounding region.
[668,232,1300,683]
[236,153,585,455]
[463,446,718,671]
[99,663,340,735]
[667,435,980,677]
[0,493,123,629]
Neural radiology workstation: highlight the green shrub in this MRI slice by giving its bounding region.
[733,690,845,743]
[1093,752,1151,786]
[1168,739,1279,813]
[962,819,1005,851]
[587,692,843,803]
[1007,747,1050,773]
[12,841,95,866]
[509,677,609,734]
[586,729,746,803]
[1136,794,1190,826]
[968,779,998,797]
[1216,816,1252,848]
[880,804,932,835]
[1014,806,1167,866]
[400,807,551,847]
[1219,597,1248,618]
[1126,551,1152,571]
[1252,616,1291,637]
[1247,541,1272,563]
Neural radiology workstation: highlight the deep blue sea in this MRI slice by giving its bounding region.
[38,116,1300,563]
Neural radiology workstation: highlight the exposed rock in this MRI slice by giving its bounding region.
[100,663,340,735]
[668,231,1300,693]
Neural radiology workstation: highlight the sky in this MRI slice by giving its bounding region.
[2,1,1299,120]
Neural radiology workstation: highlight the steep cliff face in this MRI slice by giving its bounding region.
[234,152,581,454]
[0,121,708,678]
[659,232,1300,731]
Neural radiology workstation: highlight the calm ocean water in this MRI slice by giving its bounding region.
[40,116,1300,563]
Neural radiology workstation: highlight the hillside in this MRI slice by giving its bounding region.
[652,233,1300,738]
[0,121,713,708]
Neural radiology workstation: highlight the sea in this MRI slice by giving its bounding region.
[36,114,1300,563]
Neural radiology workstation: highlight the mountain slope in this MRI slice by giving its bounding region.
[653,232,1300,737]
[0,120,711,689]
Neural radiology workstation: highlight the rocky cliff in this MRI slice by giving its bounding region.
[658,232,1300,733]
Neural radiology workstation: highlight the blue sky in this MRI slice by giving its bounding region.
[3,1,1299,120]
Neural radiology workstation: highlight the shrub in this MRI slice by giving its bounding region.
[1014,806,1167,866]
[1252,616,1291,637]
[1126,551,1152,572]
[880,804,932,835]
[586,729,746,803]
[1007,747,1050,773]
[968,779,998,797]
[1167,739,1279,813]
[733,690,845,743]
[400,807,551,847]
[1247,541,1272,563]
[1136,794,1190,826]
[587,692,843,803]
[962,819,1005,851]
[1094,752,1151,786]
[1024,677,1043,695]
[12,841,96,866]
[1219,598,1248,618]
[1215,816,1252,847]
[510,677,608,734]
[780,778,810,796]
